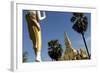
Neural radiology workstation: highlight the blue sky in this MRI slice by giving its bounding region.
[23,10,91,62]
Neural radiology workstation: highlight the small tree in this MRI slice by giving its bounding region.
[23,51,28,62]
[48,40,63,61]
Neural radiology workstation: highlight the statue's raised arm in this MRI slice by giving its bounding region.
[37,11,46,21]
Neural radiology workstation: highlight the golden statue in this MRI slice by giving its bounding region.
[25,10,46,62]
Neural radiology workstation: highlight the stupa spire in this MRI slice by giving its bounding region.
[64,32,72,49]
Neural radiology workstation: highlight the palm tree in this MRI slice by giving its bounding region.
[48,40,63,61]
[70,12,90,59]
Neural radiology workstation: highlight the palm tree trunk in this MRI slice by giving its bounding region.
[81,33,90,59]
